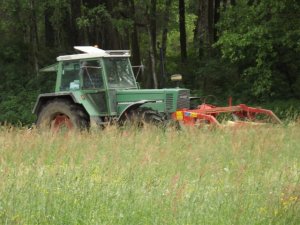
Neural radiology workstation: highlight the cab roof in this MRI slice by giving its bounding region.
[56,46,131,61]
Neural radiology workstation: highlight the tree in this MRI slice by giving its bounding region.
[128,0,141,77]
[145,0,158,88]
[179,0,187,62]
[29,0,39,75]
[214,0,221,41]
[194,0,215,57]
[216,0,300,98]
[159,0,173,85]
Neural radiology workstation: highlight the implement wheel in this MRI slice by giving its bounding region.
[36,99,88,132]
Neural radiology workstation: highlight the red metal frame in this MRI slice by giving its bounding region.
[172,103,282,127]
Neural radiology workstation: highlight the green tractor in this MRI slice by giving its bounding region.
[33,46,190,130]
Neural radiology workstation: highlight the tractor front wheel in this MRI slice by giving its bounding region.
[124,107,165,127]
[36,99,89,132]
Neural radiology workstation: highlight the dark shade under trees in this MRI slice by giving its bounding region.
[0,0,299,124]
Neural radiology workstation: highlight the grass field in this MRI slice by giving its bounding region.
[0,125,299,225]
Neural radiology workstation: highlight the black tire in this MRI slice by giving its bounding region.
[36,99,89,131]
[124,107,165,127]
[141,108,164,124]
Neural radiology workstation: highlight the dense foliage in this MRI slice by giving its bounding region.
[0,0,299,124]
[216,0,300,99]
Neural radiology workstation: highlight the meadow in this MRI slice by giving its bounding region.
[0,125,299,225]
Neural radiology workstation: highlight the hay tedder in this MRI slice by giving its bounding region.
[172,100,282,128]
[33,46,281,131]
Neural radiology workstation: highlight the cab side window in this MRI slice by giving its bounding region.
[81,60,103,89]
[61,61,80,91]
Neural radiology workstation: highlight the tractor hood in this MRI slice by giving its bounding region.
[115,88,190,114]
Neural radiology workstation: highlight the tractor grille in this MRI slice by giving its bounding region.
[177,90,190,109]
[166,93,174,112]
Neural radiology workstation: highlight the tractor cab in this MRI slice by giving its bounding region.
[56,46,138,92]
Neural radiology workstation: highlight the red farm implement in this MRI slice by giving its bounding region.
[172,100,282,128]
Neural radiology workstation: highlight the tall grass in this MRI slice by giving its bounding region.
[0,125,299,224]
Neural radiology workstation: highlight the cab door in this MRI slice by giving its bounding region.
[79,59,109,116]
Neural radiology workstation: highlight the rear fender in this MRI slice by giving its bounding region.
[117,100,155,122]
[32,93,79,115]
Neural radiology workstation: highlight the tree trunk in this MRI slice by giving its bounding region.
[214,0,221,42]
[80,0,89,45]
[103,0,121,49]
[131,25,141,68]
[150,0,157,57]
[179,0,187,62]
[44,6,54,47]
[207,0,214,52]
[148,26,158,89]
[194,0,214,58]
[70,0,81,46]
[145,0,158,88]
[198,0,208,57]
[161,0,173,59]
[160,0,172,85]
[129,0,141,80]
[222,0,228,10]
[29,0,39,76]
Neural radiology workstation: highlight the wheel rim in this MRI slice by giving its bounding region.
[51,114,73,132]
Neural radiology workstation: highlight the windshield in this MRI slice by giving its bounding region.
[103,58,136,89]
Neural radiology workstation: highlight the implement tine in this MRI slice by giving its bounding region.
[238,104,282,124]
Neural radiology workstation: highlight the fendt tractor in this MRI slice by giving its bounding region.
[33,46,281,131]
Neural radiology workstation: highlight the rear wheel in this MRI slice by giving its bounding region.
[36,99,89,132]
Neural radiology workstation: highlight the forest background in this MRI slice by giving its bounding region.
[0,0,299,125]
